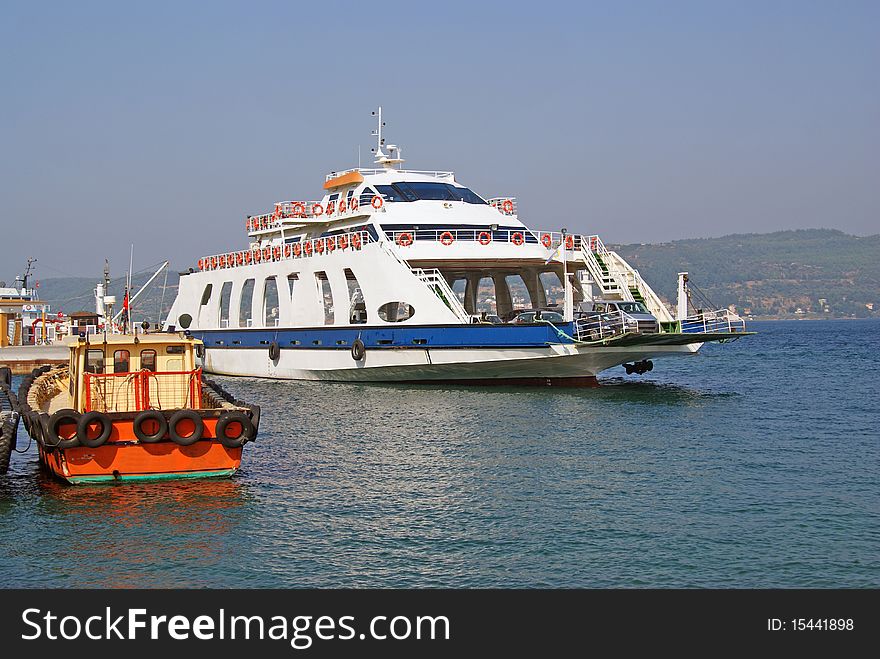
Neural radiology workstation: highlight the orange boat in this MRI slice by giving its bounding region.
[17,333,259,484]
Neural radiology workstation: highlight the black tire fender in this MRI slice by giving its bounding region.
[351,338,366,361]
[268,341,280,361]
[215,411,254,448]
[133,410,168,443]
[48,408,81,449]
[168,410,204,446]
[77,411,112,448]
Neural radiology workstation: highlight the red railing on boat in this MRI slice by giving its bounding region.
[84,369,203,413]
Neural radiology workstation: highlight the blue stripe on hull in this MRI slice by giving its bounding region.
[193,323,575,350]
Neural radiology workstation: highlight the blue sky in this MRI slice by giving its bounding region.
[1,0,877,278]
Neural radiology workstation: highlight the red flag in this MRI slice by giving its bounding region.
[123,290,130,311]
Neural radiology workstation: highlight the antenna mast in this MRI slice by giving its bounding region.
[371,106,404,169]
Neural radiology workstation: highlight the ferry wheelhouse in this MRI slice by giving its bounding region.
[167,109,748,385]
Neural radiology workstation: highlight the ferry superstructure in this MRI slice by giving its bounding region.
[166,109,748,385]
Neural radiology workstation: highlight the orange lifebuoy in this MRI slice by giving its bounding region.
[273,246,281,260]
[502,199,514,214]
[245,251,252,264]
[338,234,348,249]
[440,231,454,246]
[338,199,347,213]
[211,257,217,269]
[236,252,243,265]
[263,247,272,261]
[284,244,291,258]
[397,232,414,247]
[350,197,359,211]
[304,241,313,256]
[198,259,204,270]
[352,233,362,249]
[313,203,324,217]
[326,201,335,215]
[254,250,261,263]
[371,195,383,209]
[293,242,302,257]
[315,239,325,254]
[293,202,305,217]
[511,232,524,246]
[326,236,336,252]
[541,233,552,248]
[565,235,574,250]
[478,231,491,245]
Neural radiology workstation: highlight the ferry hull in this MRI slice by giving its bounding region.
[202,342,698,384]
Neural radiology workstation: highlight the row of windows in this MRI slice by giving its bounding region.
[85,348,165,374]
[372,182,485,205]
[197,269,369,329]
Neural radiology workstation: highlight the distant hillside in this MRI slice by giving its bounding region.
[612,229,880,318]
[22,229,880,323]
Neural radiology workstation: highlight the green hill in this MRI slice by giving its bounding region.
[612,229,880,318]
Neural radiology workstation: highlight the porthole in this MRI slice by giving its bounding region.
[177,313,193,329]
[377,302,415,322]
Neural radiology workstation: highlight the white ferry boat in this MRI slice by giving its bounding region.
[165,109,749,386]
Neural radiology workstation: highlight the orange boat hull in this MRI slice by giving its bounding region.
[38,417,243,484]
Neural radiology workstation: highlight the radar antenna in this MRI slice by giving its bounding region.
[371,106,404,169]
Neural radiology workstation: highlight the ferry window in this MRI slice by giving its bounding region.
[375,185,413,203]
[239,279,255,327]
[166,345,185,355]
[263,276,279,326]
[86,349,105,374]
[287,273,299,299]
[378,301,415,322]
[445,185,486,204]
[359,187,378,206]
[505,274,530,313]
[315,272,334,325]
[177,313,192,329]
[219,282,233,327]
[200,284,213,306]
[346,188,355,202]
[539,272,563,307]
[113,350,130,374]
[477,277,497,314]
[140,349,157,372]
[344,268,367,324]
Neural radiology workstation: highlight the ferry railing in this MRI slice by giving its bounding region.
[246,200,377,235]
[679,309,747,334]
[574,311,640,342]
[385,228,587,250]
[325,168,454,181]
[84,368,203,413]
[486,197,518,216]
[198,230,375,271]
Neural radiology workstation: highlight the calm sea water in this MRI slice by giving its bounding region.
[1,320,877,588]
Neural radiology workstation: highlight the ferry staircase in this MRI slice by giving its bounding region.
[582,236,675,323]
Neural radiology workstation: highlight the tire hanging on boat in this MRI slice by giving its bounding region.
[48,408,81,449]
[351,338,366,361]
[133,410,168,443]
[77,411,112,448]
[268,341,280,361]
[216,411,255,448]
[168,410,204,446]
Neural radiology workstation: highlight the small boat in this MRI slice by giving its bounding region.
[0,367,19,474]
[16,333,260,484]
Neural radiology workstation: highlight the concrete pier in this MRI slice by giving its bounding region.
[0,345,67,374]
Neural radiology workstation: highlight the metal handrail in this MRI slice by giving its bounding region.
[198,230,374,271]
[574,310,640,341]
[410,268,470,323]
[680,309,747,334]
[325,168,455,181]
